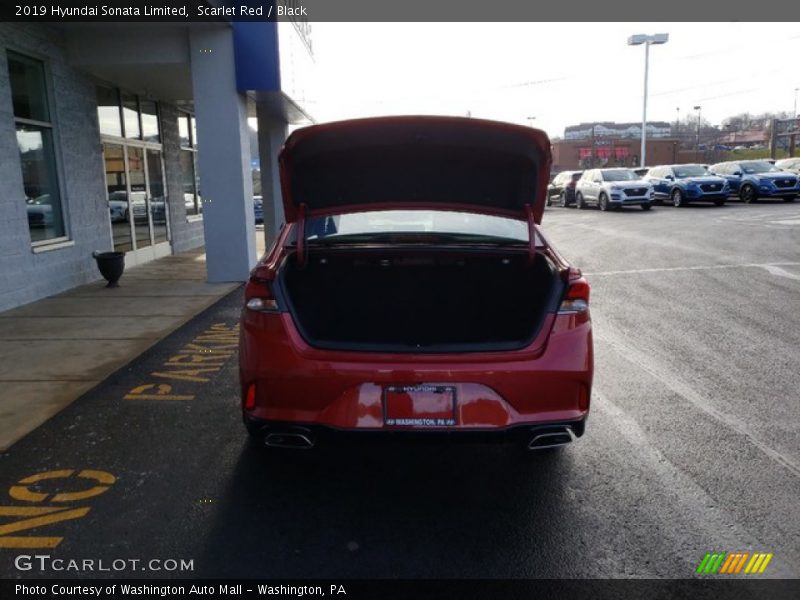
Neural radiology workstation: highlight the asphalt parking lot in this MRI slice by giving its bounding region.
[0,200,798,579]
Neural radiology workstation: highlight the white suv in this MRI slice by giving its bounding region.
[575,168,655,211]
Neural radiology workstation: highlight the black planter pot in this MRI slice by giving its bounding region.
[93,251,125,288]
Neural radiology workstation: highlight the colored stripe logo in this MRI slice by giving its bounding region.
[696,552,773,575]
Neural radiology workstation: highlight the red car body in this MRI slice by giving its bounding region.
[239,116,593,450]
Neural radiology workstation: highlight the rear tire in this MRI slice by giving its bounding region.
[640,202,652,211]
[740,184,757,203]
[599,193,609,211]
[671,188,686,207]
[576,192,586,209]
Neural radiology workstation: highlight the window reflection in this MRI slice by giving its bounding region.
[140,100,159,142]
[96,86,122,137]
[122,93,140,139]
[9,51,66,244]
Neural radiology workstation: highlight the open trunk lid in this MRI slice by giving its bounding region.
[278,116,552,225]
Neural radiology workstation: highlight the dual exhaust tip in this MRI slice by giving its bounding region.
[264,429,315,449]
[527,426,575,450]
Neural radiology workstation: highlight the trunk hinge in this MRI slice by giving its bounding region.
[524,203,537,263]
[296,203,307,268]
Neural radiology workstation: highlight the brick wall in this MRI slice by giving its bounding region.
[0,23,111,312]
[0,24,206,312]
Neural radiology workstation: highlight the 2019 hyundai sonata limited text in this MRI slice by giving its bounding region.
[239,117,593,451]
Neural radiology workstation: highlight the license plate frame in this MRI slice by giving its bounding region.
[383,384,457,427]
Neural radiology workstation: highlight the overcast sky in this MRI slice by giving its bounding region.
[304,22,800,137]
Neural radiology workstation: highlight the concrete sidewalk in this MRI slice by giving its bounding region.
[0,246,253,451]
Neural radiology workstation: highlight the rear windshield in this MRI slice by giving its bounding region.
[601,169,638,181]
[304,210,535,244]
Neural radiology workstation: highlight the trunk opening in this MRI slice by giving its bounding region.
[279,249,564,353]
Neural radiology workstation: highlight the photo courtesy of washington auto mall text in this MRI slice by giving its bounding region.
[14,583,345,597]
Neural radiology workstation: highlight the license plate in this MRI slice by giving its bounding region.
[383,385,457,427]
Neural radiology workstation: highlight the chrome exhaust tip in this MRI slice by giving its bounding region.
[264,430,314,449]
[528,427,575,450]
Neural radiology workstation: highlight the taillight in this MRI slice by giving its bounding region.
[244,383,256,410]
[244,277,279,312]
[559,268,590,319]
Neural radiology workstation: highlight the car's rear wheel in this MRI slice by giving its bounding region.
[640,202,652,211]
[740,184,757,203]
[714,199,725,206]
[599,193,609,211]
[576,192,586,209]
[672,188,686,207]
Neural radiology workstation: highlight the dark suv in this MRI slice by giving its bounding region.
[547,171,583,207]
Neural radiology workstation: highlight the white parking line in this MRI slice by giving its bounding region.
[595,329,800,479]
[586,262,800,277]
[761,265,800,280]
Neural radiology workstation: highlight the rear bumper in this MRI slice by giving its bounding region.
[244,416,587,447]
[239,311,593,431]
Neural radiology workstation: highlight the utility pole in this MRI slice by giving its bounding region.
[628,33,669,168]
[694,105,702,162]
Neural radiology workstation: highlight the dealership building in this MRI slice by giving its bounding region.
[0,17,313,311]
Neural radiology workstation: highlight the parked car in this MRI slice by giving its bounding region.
[575,168,655,211]
[645,164,729,207]
[633,167,650,178]
[253,195,264,223]
[239,116,593,451]
[25,195,54,228]
[547,170,583,207]
[775,158,800,174]
[709,160,798,203]
[107,191,129,223]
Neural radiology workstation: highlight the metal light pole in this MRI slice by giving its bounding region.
[628,33,669,168]
[794,88,798,118]
[694,105,702,161]
[527,116,536,127]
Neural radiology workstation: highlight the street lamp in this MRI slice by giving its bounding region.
[694,105,702,161]
[527,116,537,127]
[628,33,669,168]
[794,88,798,118]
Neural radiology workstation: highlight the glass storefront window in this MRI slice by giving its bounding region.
[8,52,50,122]
[180,149,200,216]
[147,149,168,243]
[8,51,66,244]
[96,86,122,137]
[127,146,151,249]
[178,113,191,148]
[140,100,159,143]
[104,143,132,253]
[17,124,65,242]
[122,92,140,139]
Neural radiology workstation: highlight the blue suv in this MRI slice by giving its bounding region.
[709,160,798,203]
[646,164,729,207]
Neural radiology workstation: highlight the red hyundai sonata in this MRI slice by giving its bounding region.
[239,116,593,451]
